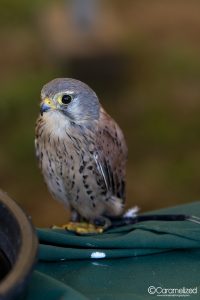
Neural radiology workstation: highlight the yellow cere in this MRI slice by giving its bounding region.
[44,98,56,109]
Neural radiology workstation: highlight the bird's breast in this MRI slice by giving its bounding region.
[36,116,93,202]
[35,114,112,219]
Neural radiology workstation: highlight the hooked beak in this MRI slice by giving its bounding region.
[40,98,56,116]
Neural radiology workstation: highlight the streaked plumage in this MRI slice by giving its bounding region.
[35,78,127,223]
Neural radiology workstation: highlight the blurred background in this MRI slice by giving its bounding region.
[1,0,200,227]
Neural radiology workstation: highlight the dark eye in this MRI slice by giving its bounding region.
[61,94,72,104]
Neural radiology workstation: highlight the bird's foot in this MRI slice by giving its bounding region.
[52,221,104,234]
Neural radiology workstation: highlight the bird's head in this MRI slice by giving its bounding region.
[40,78,100,122]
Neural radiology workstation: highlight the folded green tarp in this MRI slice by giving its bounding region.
[26,202,200,300]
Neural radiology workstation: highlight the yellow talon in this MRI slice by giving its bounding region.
[52,222,104,234]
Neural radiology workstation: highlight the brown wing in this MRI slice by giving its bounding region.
[94,108,128,202]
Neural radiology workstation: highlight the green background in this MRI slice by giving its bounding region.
[27,202,200,299]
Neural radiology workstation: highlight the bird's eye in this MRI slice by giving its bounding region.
[61,94,72,105]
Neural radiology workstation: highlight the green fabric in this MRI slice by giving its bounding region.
[26,202,200,299]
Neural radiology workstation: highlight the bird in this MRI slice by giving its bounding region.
[35,78,128,233]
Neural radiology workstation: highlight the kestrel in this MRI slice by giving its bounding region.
[35,78,128,231]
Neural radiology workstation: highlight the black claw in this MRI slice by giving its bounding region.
[94,218,106,227]
[94,217,112,229]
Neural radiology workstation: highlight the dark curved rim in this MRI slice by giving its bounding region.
[0,190,38,299]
